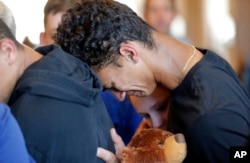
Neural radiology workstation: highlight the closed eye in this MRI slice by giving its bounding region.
[156,103,168,112]
[103,82,118,92]
[102,87,107,92]
[140,113,150,119]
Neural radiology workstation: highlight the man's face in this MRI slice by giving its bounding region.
[144,0,175,34]
[95,55,157,101]
[40,12,65,45]
[130,86,170,130]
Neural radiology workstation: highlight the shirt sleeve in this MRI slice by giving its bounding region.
[0,103,35,163]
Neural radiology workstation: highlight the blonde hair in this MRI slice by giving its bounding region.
[0,1,16,36]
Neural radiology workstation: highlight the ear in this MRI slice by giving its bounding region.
[39,32,46,45]
[0,39,17,65]
[119,42,139,64]
[163,134,187,163]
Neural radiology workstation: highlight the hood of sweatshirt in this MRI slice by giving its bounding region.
[11,45,102,107]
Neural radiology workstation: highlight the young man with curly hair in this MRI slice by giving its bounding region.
[39,0,142,146]
[54,0,250,162]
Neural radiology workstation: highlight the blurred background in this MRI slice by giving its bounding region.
[2,0,250,77]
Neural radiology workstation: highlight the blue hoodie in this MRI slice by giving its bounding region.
[9,45,115,163]
[0,103,35,163]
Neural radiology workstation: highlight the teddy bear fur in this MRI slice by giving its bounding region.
[118,128,186,163]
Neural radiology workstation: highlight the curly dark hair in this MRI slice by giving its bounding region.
[54,0,155,69]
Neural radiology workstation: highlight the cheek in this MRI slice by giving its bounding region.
[161,111,168,122]
[149,16,158,24]
[44,33,54,44]
[146,13,155,23]
[160,108,170,124]
[96,70,112,85]
[46,37,55,44]
[133,98,152,112]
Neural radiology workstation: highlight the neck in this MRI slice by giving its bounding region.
[0,89,12,103]
[21,45,43,71]
[149,31,203,90]
[1,45,43,103]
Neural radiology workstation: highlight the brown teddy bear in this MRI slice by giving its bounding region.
[118,128,187,163]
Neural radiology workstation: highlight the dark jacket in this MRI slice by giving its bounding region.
[9,45,115,163]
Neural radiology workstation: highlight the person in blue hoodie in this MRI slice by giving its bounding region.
[101,91,142,145]
[0,103,35,163]
[0,2,35,162]
[0,18,115,162]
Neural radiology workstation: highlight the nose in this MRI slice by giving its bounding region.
[174,134,186,143]
[110,90,126,101]
[150,113,163,129]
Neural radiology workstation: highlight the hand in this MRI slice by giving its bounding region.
[97,128,125,163]
[97,147,118,163]
[110,128,125,154]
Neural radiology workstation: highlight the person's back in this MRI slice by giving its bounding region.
[8,44,115,162]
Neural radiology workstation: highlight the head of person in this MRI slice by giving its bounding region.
[55,0,158,101]
[129,85,170,130]
[144,0,176,34]
[40,0,79,45]
[0,19,23,102]
[0,1,16,36]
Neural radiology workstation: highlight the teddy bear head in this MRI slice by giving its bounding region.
[119,128,187,163]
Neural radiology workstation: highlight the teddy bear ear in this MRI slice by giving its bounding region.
[163,131,173,138]
[174,133,186,143]
[163,134,187,163]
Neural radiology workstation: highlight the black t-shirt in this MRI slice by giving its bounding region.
[168,48,250,163]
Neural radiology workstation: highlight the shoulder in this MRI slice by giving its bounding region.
[186,48,245,95]
[0,103,11,128]
[187,109,250,145]
[0,103,9,115]
[185,109,250,162]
